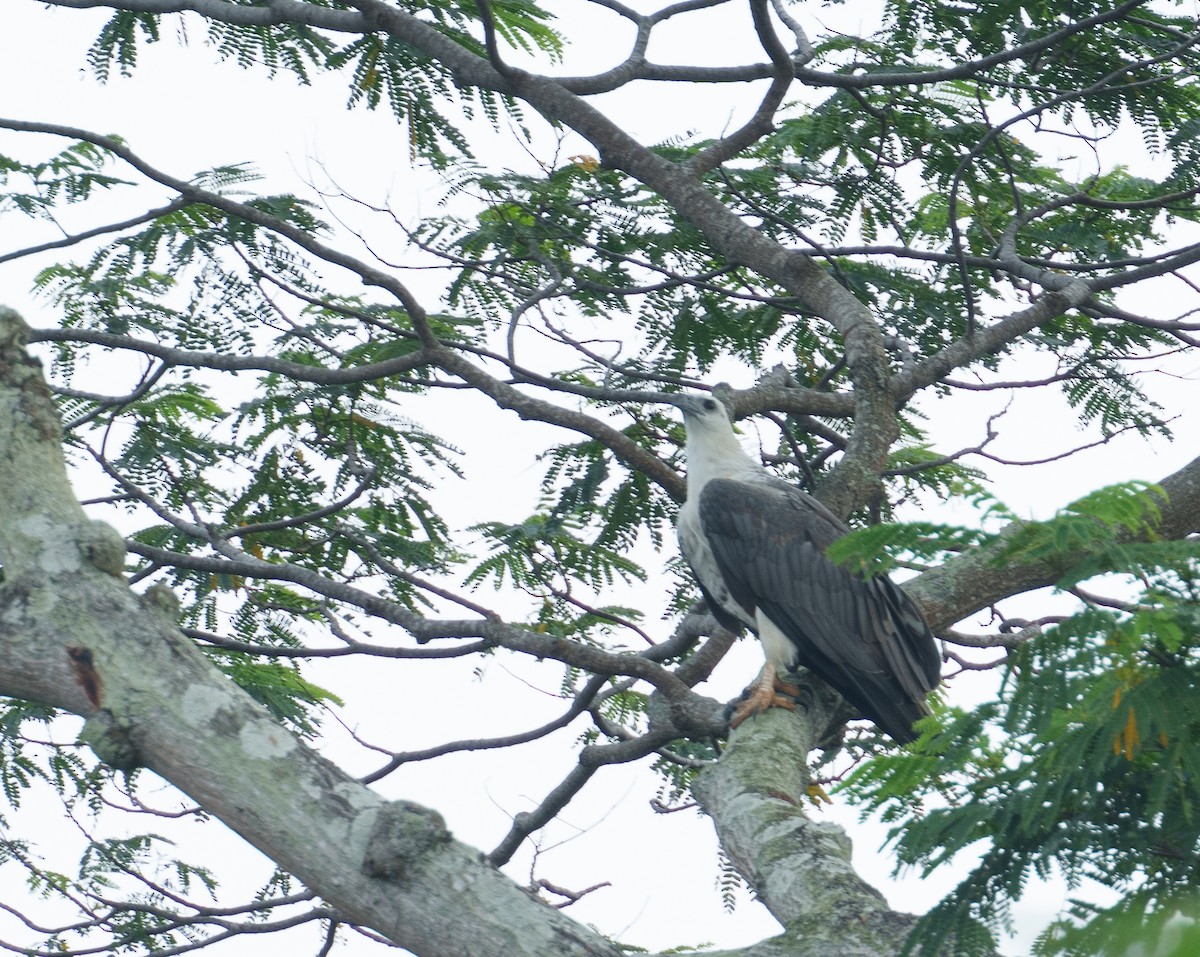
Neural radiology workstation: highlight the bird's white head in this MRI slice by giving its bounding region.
[672,393,731,425]
[670,394,761,485]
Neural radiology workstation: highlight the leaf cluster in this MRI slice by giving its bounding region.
[88,1,561,166]
[839,483,1200,956]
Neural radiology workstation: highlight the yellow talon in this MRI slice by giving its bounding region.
[806,782,833,806]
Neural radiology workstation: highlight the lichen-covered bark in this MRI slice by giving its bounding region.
[690,693,947,957]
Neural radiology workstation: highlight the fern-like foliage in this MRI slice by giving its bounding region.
[839,483,1200,957]
[85,1,562,166]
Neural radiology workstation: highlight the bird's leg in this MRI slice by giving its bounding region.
[729,662,798,728]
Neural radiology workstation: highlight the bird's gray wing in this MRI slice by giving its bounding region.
[677,512,752,635]
[698,478,940,741]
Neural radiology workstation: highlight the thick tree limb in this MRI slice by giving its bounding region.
[908,451,1200,632]
[690,708,944,957]
[37,0,366,31]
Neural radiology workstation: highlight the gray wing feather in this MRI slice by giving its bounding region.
[699,478,940,743]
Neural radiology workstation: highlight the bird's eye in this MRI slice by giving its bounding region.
[703,399,718,411]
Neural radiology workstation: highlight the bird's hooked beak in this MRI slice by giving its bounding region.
[665,393,723,419]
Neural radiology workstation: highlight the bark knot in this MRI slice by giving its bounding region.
[80,711,142,772]
[142,582,182,620]
[78,520,127,577]
[362,800,451,881]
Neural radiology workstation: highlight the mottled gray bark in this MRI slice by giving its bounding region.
[690,697,972,957]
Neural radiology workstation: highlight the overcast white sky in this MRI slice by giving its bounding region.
[2,4,1198,956]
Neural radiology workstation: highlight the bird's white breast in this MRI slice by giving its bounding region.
[676,402,776,633]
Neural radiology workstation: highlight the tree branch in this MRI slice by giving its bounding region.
[907,452,1200,632]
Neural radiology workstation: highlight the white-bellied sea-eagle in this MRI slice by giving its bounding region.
[672,394,941,744]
